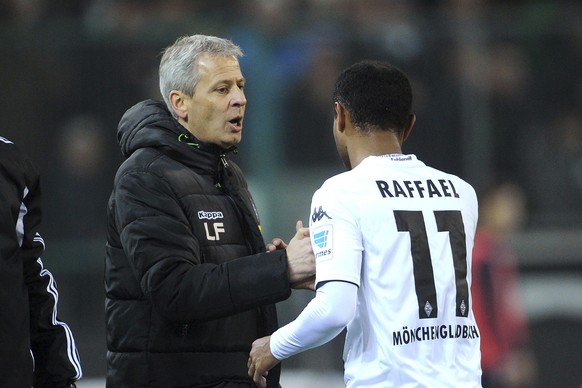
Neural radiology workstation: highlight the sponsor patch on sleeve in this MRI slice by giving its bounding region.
[312,225,333,262]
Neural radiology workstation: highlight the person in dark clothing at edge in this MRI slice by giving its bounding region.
[0,136,82,388]
[105,34,316,387]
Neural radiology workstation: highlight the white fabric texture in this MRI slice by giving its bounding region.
[274,154,482,387]
[270,280,357,360]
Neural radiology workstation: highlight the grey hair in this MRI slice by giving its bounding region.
[159,34,244,117]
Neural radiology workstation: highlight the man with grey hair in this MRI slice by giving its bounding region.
[105,34,315,387]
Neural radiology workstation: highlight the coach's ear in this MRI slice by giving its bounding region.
[170,90,189,120]
[334,102,347,133]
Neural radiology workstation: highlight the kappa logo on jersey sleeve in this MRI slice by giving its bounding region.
[312,225,333,261]
[311,206,332,223]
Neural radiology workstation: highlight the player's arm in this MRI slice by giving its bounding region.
[248,280,357,387]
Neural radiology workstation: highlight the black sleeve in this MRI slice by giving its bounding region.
[145,249,291,322]
[0,139,83,387]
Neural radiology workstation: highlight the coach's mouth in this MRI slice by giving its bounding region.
[228,116,243,131]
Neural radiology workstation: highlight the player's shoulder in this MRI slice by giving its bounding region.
[315,169,358,196]
[310,171,356,211]
[426,165,476,192]
[448,173,477,199]
[447,171,475,191]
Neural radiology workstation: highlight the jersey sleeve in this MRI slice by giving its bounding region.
[309,186,363,288]
[270,280,357,360]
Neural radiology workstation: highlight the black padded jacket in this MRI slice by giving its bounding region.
[105,100,291,387]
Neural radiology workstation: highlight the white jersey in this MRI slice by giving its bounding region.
[310,154,481,387]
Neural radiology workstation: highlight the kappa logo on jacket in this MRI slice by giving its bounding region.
[198,210,224,220]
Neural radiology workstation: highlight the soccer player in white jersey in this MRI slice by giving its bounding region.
[248,60,482,387]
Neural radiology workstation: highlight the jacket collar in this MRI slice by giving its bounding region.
[117,99,237,177]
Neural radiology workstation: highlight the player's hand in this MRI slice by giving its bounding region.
[248,336,280,388]
[285,220,315,286]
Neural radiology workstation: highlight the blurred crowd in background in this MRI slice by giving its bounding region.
[1,0,582,386]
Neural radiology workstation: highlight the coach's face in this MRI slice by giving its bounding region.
[172,53,246,149]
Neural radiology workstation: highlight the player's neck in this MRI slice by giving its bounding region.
[349,131,403,168]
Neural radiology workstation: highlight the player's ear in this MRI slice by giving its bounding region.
[170,90,188,120]
[402,113,416,142]
[335,102,347,133]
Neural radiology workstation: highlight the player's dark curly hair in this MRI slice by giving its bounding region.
[333,60,412,133]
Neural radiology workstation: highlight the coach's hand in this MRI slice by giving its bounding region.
[266,220,307,252]
[248,335,280,388]
[266,237,287,252]
[285,220,315,287]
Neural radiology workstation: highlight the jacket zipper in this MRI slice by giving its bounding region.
[219,153,230,171]
[219,154,254,254]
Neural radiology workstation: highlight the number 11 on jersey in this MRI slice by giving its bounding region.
[394,210,469,319]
